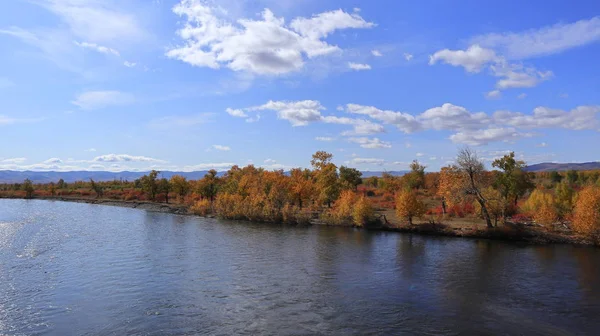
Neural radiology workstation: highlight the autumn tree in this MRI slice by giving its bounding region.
[566,170,579,185]
[550,171,563,184]
[170,175,190,199]
[198,169,220,202]
[353,196,375,227]
[573,186,600,235]
[23,179,34,199]
[339,166,362,191]
[395,189,425,225]
[456,148,493,228]
[437,165,463,215]
[49,182,56,196]
[57,178,67,189]
[311,151,340,207]
[289,168,314,209]
[555,181,575,218]
[140,170,160,201]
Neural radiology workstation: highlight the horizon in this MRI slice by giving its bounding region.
[1,1,599,172]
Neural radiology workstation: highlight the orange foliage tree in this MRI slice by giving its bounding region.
[573,186,600,235]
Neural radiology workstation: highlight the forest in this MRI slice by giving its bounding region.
[1,149,600,244]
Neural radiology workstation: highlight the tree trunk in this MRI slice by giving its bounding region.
[477,198,493,228]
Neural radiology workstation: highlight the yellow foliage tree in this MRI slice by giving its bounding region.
[395,189,425,225]
[352,196,375,227]
[573,186,600,235]
[522,189,558,228]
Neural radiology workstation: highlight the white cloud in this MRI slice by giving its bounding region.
[429,44,498,72]
[348,62,371,71]
[251,100,325,126]
[74,41,120,56]
[486,90,502,99]
[182,162,234,171]
[92,154,166,163]
[36,0,146,44]
[348,137,392,149]
[226,108,248,118]
[1,158,27,164]
[493,105,600,130]
[471,16,600,60]
[490,61,552,89]
[264,159,277,164]
[43,158,63,164]
[416,153,425,157]
[315,136,335,141]
[72,91,135,110]
[322,116,386,135]
[371,50,383,57]
[418,103,490,131]
[450,127,532,146]
[213,145,231,151]
[123,61,137,67]
[404,53,413,61]
[536,142,548,148]
[167,2,374,75]
[344,104,421,133]
[85,148,97,152]
[518,93,527,99]
[349,158,385,165]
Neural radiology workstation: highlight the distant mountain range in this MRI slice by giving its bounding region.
[0,170,408,183]
[524,162,600,172]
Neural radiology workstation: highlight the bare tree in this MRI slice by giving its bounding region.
[456,148,493,228]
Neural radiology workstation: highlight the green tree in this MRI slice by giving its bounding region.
[339,166,362,191]
[566,170,579,185]
[158,178,171,203]
[89,179,104,198]
[170,175,190,199]
[404,160,426,189]
[492,152,534,219]
[23,179,34,199]
[550,171,563,184]
[57,178,67,189]
[198,169,220,202]
[140,170,160,201]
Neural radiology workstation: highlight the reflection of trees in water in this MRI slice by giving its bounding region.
[396,235,426,281]
[570,247,600,304]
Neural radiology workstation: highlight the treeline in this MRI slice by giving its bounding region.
[1,149,600,237]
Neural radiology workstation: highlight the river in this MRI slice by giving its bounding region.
[1,199,599,335]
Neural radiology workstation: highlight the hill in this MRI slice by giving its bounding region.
[524,162,600,172]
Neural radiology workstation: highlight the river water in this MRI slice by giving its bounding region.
[1,199,599,335]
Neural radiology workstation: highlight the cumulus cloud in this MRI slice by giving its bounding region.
[43,158,63,164]
[490,61,553,89]
[471,16,600,60]
[450,128,532,146]
[226,108,248,118]
[493,105,600,130]
[167,2,374,75]
[182,163,234,171]
[344,104,421,133]
[404,53,413,61]
[348,62,371,71]
[315,136,335,141]
[322,116,386,135]
[72,90,135,110]
[372,50,383,57]
[429,45,498,72]
[418,103,490,131]
[123,61,137,67]
[213,145,231,151]
[252,100,325,126]
[485,90,502,99]
[348,137,392,149]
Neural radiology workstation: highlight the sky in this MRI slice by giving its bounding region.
[0,0,599,173]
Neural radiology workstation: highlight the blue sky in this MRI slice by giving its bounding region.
[1,0,599,172]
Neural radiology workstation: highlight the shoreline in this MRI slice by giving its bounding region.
[1,195,597,247]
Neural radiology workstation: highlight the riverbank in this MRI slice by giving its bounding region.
[1,195,597,247]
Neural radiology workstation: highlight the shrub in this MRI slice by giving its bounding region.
[573,186,600,235]
[190,199,212,216]
[352,196,375,227]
